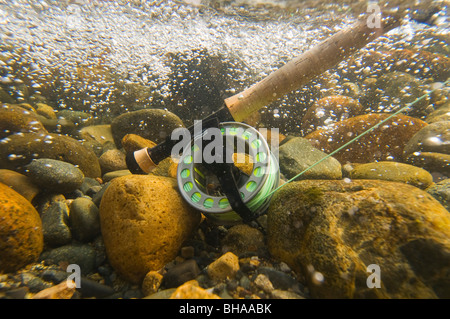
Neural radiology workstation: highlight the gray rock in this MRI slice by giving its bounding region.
[426,179,450,211]
[39,244,99,275]
[79,177,101,195]
[41,269,69,284]
[77,277,115,298]
[99,149,127,174]
[278,137,342,180]
[5,287,29,299]
[256,267,301,292]
[20,272,52,293]
[41,201,72,247]
[86,185,103,197]
[92,182,111,207]
[69,197,101,243]
[239,275,251,291]
[25,158,84,193]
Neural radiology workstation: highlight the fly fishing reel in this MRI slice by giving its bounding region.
[176,122,279,224]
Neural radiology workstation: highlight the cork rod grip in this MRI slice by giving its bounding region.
[224,13,402,122]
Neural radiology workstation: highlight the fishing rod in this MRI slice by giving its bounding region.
[126,11,404,223]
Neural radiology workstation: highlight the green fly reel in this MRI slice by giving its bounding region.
[176,122,279,224]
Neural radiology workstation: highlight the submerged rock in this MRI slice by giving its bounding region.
[403,121,450,157]
[25,158,84,194]
[267,179,450,298]
[0,103,47,139]
[362,49,450,82]
[78,124,115,146]
[98,149,127,174]
[207,252,240,282]
[305,113,427,164]
[162,259,201,288]
[0,182,44,273]
[425,102,450,124]
[278,137,342,180]
[426,179,450,212]
[362,71,431,117]
[39,243,101,275]
[40,200,72,248]
[99,175,201,284]
[69,197,101,243]
[35,103,56,120]
[0,132,101,178]
[403,121,450,176]
[348,161,433,189]
[221,224,266,257]
[121,133,156,154]
[405,152,450,176]
[0,169,40,202]
[110,109,184,147]
[169,281,221,299]
[301,95,364,134]
[57,110,94,127]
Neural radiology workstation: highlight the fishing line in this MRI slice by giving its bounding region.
[261,79,450,200]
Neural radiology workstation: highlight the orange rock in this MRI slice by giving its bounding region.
[0,182,43,273]
[99,175,201,284]
[32,280,76,299]
[121,133,157,154]
[0,103,48,139]
[305,113,427,164]
[207,252,240,282]
[0,169,40,202]
[170,281,221,299]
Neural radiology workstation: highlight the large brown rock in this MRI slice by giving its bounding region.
[99,175,201,284]
[0,132,101,178]
[0,169,40,202]
[0,182,44,273]
[301,95,364,134]
[267,179,450,298]
[110,109,184,147]
[305,113,427,164]
[0,103,48,139]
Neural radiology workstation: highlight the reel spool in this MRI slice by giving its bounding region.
[176,122,279,224]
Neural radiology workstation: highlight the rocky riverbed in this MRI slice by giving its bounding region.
[0,0,449,299]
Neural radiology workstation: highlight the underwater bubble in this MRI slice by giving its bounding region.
[8,154,23,161]
[312,271,324,285]
[424,136,442,146]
